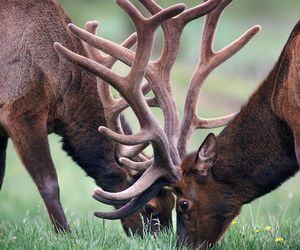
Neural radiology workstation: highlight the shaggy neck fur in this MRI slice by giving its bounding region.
[214,57,299,206]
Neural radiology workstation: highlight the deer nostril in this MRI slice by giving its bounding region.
[179,200,190,213]
[144,204,155,215]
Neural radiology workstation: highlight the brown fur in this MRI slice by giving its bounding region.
[0,0,174,233]
[176,21,300,249]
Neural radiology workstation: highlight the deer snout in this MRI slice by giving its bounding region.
[144,199,159,216]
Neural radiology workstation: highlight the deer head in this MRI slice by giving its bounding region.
[176,133,243,248]
[54,0,260,248]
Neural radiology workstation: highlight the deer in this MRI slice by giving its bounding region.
[54,0,299,249]
[0,0,178,235]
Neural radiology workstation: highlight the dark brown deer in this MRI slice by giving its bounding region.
[0,0,177,235]
[175,14,300,250]
[55,0,299,249]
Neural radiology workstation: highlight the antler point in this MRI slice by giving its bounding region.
[98,126,106,133]
[256,25,262,32]
[119,157,126,163]
[53,42,63,52]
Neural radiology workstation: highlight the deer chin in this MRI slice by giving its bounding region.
[176,214,209,250]
[120,209,172,236]
[121,192,174,236]
[176,218,223,250]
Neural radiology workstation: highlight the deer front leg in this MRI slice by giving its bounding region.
[292,131,300,167]
[6,114,68,232]
[0,135,8,189]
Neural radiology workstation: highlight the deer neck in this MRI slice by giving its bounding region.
[214,73,299,205]
[53,70,130,192]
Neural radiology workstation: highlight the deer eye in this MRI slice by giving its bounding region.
[178,200,190,213]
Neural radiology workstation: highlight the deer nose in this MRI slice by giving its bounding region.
[144,200,158,215]
[144,204,155,214]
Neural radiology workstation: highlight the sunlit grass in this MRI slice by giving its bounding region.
[0,210,180,250]
[1,200,299,249]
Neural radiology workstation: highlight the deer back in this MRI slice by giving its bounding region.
[271,21,300,126]
[0,0,87,116]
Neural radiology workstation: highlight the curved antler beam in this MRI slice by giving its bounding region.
[195,112,238,129]
[93,166,167,201]
[92,193,129,206]
[94,179,166,219]
[119,157,153,171]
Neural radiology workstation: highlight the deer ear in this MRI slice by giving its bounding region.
[194,133,218,176]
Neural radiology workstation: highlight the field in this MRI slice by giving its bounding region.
[1,0,300,249]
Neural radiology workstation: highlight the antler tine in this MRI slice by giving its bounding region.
[93,193,129,206]
[138,0,162,14]
[75,23,156,111]
[83,21,136,111]
[69,23,136,71]
[84,21,108,64]
[54,42,127,92]
[178,0,261,157]
[68,24,159,110]
[94,179,166,220]
[180,0,221,25]
[93,166,168,201]
[118,143,150,159]
[139,0,220,20]
[116,1,185,88]
[119,157,153,172]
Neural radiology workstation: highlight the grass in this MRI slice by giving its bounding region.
[0,201,299,249]
[0,216,179,250]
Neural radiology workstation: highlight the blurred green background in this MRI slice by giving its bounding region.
[0,0,299,235]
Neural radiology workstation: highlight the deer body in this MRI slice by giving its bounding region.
[0,0,174,234]
[177,21,300,248]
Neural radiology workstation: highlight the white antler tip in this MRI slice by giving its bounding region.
[86,20,99,27]
[116,0,126,6]
[98,126,106,133]
[255,25,262,32]
[53,42,63,52]
[119,157,127,163]
[67,23,75,30]
[174,3,186,11]
[93,188,102,195]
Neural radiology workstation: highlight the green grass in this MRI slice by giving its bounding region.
[1,201,299,249]
[0,217,179,250]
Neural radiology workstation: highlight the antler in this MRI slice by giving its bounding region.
[55,0,185,218]
[177,0,261,157]
[135,0,222,165]
[54,0,260,219]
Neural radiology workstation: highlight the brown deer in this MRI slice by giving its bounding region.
[175,16,300,250]
[0,0,176,235]
[55,0,299,249]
